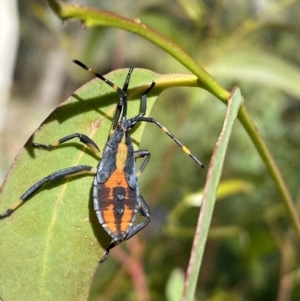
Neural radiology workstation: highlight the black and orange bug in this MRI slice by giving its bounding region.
[0,60,203,262]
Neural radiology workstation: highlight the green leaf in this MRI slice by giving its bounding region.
[182,88,243,301]
[184,178,254,207]
[0,68,164,301]
[166,268,185,301]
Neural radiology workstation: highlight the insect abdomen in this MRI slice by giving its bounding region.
[93,169,137,240]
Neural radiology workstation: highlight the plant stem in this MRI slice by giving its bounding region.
[47,0,229,101]
[47,0,300,241]
[238,105,300,240]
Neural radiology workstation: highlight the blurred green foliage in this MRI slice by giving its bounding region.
[1,0,300,300]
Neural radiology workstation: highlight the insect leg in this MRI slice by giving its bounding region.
[127,82,156,130]
[133,116,204,168]
[139,82,156,116]
[0,165,96,219]
[125,194,151,240]
[100,244,115,263]
[134,150,151,179]
[33,133,101,157]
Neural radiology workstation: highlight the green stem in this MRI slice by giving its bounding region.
[238,105,300,239]
[47,0,229,101]
[47,0,300,241]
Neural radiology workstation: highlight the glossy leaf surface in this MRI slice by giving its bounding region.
[0,68,164,301]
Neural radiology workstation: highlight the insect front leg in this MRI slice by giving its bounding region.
[0,165,96,219]
[33,133,101,157]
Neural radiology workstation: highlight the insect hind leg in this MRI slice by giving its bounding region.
[125,194,151,240]
[0,165,96,219]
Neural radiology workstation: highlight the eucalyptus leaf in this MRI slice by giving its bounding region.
[0,68,162,301]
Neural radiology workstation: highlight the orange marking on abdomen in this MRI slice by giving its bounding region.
[96,169,136,235]
[119,204,135,232]
[120,222,131,233]
[105,222,117,234]
[104,169,128,192]
[122,204,135,221]
[101,204,116,223]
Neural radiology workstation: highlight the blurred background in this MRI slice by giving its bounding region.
[1,0,300,300]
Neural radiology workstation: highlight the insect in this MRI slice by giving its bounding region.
[0,60,203,262]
